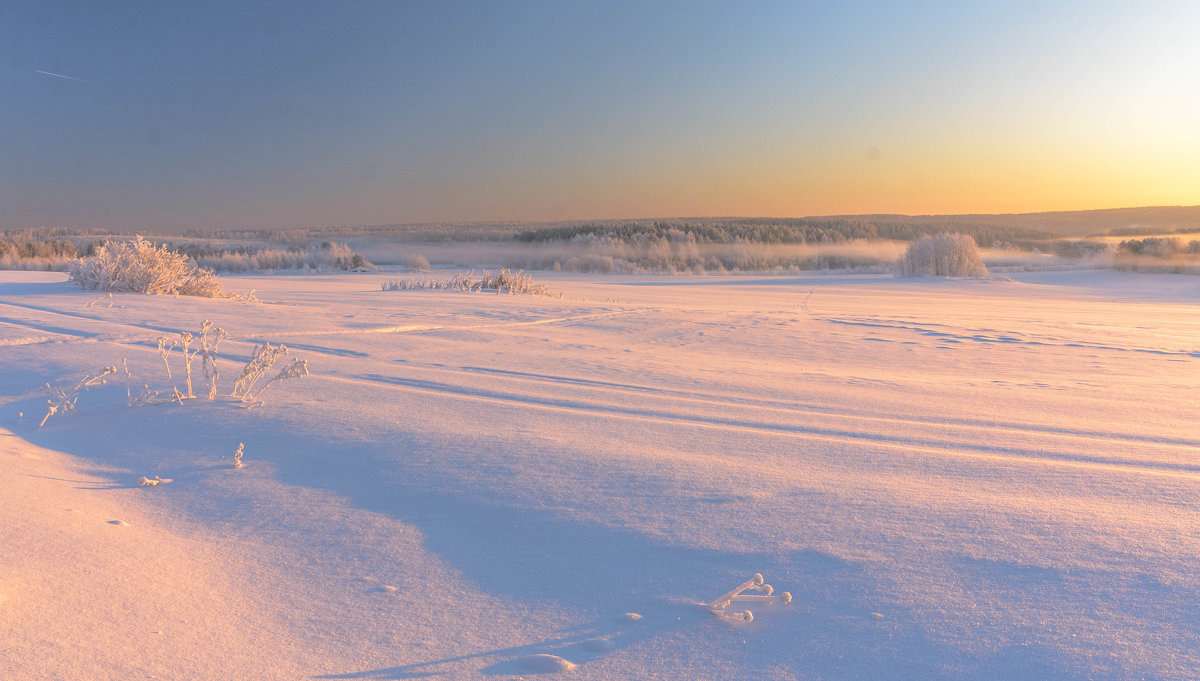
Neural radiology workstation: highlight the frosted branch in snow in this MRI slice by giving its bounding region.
[708,573,792,623]
[229,289,260,305]
[233,442,245,469]
[39,366,117,428]
[84,292,113,308]
[129,383,161,408]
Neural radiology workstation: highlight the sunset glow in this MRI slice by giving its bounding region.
[4,1,1199,230]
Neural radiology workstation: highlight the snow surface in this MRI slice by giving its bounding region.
[1,268,1198,679]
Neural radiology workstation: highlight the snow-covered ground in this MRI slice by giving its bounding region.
[2,269,1197,680]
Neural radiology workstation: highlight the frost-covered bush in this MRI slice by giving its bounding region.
[68,236,224,296]
[896,233,989,277]
[400,253,430,270]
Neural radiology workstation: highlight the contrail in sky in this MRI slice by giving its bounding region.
[36,69,94,84]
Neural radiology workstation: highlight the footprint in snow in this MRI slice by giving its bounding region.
[584,638,616,652]
[108,520,130,526]
[517,654,577,673]
[482,611,646,675]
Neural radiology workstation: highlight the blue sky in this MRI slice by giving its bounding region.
[4,1,1198,231]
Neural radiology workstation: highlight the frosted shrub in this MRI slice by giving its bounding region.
[896,233,989,277]
[401,253,431,270]
[68,236,224,296]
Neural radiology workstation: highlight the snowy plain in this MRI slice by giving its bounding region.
[1,268,1198,680]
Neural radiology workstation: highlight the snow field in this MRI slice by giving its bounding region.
[1,269,1198,679]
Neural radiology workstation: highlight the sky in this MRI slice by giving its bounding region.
[4,1,1200,232]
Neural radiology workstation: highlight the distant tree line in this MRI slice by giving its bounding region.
[1104,225,1200,237]
[0,238,77,260]
[515,218,1052,248]
[0,238,78,270]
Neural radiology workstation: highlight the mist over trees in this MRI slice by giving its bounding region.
[1117,237,1200,258]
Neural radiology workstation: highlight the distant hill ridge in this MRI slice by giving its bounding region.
[13,205,1200,241]
[820,205,1200,237]
[364,205,1200,241]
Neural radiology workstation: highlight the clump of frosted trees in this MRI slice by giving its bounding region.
[896,233,989,277]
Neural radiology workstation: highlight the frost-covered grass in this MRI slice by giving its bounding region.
[382,268,556,296]
[230,342,309,406]
[36,320,307,424]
